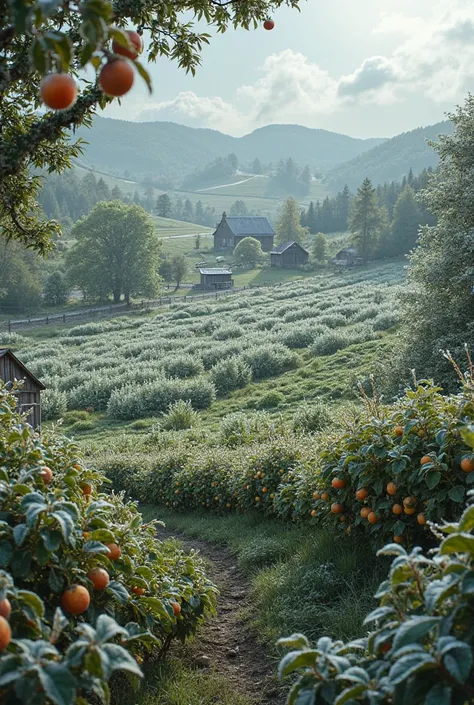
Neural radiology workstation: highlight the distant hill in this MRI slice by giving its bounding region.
[72,117,385,183]
[327,121,453,192]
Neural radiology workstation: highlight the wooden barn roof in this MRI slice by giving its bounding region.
[199,268,232,275]
[0,349,46,390]
[271,241,309,255]
[224,216,275,237]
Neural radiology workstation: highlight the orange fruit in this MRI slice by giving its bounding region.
[386,482,397,496]
[320,492,329,501]
[461,457,474,473]
[367,512,379,525]
[360,507,372,519]
[40,73,77,110]
[73,463,82,471]
[87,568,110,590]
[105,543,122,561]
[263,18,275,30]
[420,455,432,466]
[331,503,344,514]
[392,504,403,515]
[61,585,90,615]
[83,532,91,540]
[404,507,416,515]
[0,616,11,650]
[332,478,346,490]
[394,426,403,437]
[417,513,427,525]
[311,509,317,517]
[171,601,181,616]
[339,515,347,523]
[0,599,11,619]
[393,535,403,544]
[255,497,261,503]
[313,491,320,500]
[40,466,53,485]
[132,586,145,596]
[112,29,143,59]
[99,59,134,97]
[226,503,231,508]
[81,483,92,496]
[403,496,417,508]
[355,488,368,501]
[262,487,268,493]
[270,493,275,500]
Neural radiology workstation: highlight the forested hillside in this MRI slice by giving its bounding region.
[328,121,452,191]
[73,117,384,182]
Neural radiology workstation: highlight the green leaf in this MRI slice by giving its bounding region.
[462,570,474,595]
[392,616,439,650]
[461,425,474,449]
[443,645,473,684]
[10,549,31,578]
[0,541,13,567]
[17,590,45,619]
[49,568,65,594]
[107,581,129,605]
[41,529,62,552]
[426,470,441,489]
[389,653,436,685]
[95,614,127,643]
[38,663,77,705]
[13,524,28,547]
[363,606,396,626]
[101,643,143,677]
[91,529,115,543]
[335,684,367,705]
[448,486,465,503]
[426,683,451,705]
[278,650,318,678]
[458,506,474,532]
[83,541,111,554]
[377,543,407,557]
[440,533,474,556]
[134,61,152,94]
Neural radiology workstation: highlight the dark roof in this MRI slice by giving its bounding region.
[199,268,232,275]
[271,241,309,255]
[225,216,275,236]
[0,349,46,390]
[337,248,358,255]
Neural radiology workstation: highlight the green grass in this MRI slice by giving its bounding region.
[111,650,253,705]
[152,216,212,238]
[141,507,385,647]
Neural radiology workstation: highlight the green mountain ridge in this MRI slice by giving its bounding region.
[327,121,453,192]
[73,117,385,183]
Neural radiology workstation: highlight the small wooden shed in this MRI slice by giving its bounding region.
[199,268,234,290]
[271,241,309,268]
[330,248,363,268]
[0,349,45,428]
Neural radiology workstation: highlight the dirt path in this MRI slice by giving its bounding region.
[158,526,285,704]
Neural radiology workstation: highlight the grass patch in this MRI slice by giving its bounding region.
[141,507,385,647]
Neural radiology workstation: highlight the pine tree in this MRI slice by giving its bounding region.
[252,158,263,175]
[96,178,112,202]
[336,185,351,231]
[276,198,308,245]
[182,199,194,222]
[388,186,421,257]
[44,271,70,306]
[349,178,381,264]
[195,201,204,224]
[111,185,123,201]
[230,200,248,216]
[156,193,173,218]
[174,198,184,221]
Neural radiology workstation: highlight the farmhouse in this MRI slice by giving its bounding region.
[0,348,45,428]
[271,241,309,268]
[213,212,275,252]
[330,248,363,268]
[199,268,234,290]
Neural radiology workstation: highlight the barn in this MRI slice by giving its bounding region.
[271,241,309,268]
[199,268,234,290]
[330,248,363,268]
[213,212,275,252]
[0,348,45,428]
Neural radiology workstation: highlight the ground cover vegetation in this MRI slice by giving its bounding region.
[0,384,216,705]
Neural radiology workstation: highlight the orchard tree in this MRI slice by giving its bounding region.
[233,237,263,267]
[156,194,173,218]
[0,0,301,253]
[276,198,308,245]
[43,271,70,306]
[67,201,161,303]
[349,178,382,264]
[171,254,188,289]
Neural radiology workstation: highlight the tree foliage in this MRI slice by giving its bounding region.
[0,238,42,313]
[67,201,161,303]
[276,198,308,245]
[350,178,382,263]
[233,237,264,266]
[44,271,70,307]
[311,233,327,262]
[171,254,188,289]
[0,0,301,252]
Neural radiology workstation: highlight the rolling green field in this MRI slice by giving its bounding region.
[152,216,212,237]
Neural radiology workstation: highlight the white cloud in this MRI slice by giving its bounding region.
[134,6,474,135]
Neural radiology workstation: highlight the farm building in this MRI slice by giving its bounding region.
[271,241,309,268]
[0,348,45,428]
[330,248,363,268]
[198,268,234,290]
[213,212,275,252]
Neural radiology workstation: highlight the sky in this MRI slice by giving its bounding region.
[102,0,474,139]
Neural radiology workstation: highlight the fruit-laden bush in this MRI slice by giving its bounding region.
[0,384,216,705]
[162,354,204,379]
[209,357,252,396]
[278,489,474,705]
[160,400,200,431]
[107,377,216,420]
[41,387,68,420]
[243,344,298,380]
[292,400,333,434]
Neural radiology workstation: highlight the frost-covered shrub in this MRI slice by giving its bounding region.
[212,325,243,340]
[170,310,192,320]
[293,400,333,434]
[281,326,317,349]
[310,332,349,356]
[255,391,285,409]
[160,400,199,431]
[243,344,298,380]
[219,411,277,447]
[68,375,120,411]
[209,357,252,396]
[41,388,68,420]
[162,354,204,379]
[373,311,399,330]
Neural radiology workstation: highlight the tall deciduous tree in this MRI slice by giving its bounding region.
[171,254,188,289]
[0,239,42,313]
[233,237,263,267]
[156,194,173,218]
[349,178,382,264]
[276,198,308,245]
[1,0,300,252]
[67,201,161,303]
[311,233,327,263]
[396,97,474,388]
